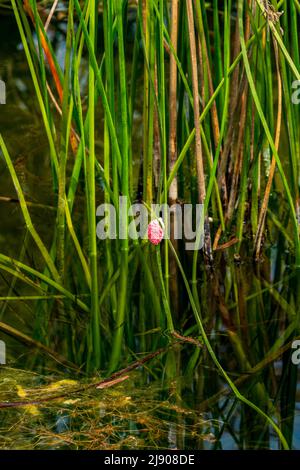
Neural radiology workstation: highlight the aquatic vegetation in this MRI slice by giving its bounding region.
[0,0,300,449]
[0,366,221,450]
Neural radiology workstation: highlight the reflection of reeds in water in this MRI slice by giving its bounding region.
[0,0,299,449]
[14,155,29,195]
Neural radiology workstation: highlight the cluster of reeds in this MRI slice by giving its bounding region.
[0,0,300,449]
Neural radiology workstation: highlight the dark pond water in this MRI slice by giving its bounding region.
[0,13,300,450]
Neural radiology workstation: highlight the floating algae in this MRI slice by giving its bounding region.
[0,367,217,450]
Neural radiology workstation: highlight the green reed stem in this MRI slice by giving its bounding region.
[109,0,130,372]
[87,0,100,369]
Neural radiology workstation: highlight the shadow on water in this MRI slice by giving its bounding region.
[0,12,299,450]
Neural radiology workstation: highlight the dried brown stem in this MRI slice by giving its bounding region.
[255,38,282,259]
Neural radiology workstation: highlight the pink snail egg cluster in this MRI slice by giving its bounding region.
[147,219,164,245]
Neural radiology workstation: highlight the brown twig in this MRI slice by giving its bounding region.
[186,0,212,262]
[255,37,282,259]
[214,237,239,251]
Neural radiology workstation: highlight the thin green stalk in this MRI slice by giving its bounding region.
[103,0,118,321]
[73,0,122,174]
[57,0,73,280]
[0,253,89,312]
[109,0,130,372]
[88,0,100,369]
